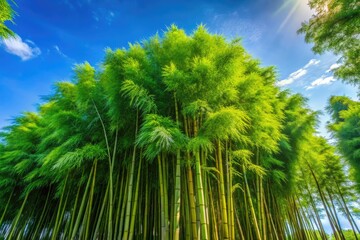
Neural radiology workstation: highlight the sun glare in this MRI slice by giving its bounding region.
[277,0,314,32]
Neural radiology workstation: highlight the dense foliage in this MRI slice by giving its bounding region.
[299,1,360,239]
[328,96,360,191]
[0,26,358,239]
[298,0,360,84]
[0,0,15,38]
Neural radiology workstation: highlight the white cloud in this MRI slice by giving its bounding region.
[1,35,41,61]
[276,68,307,87]
[306,76,336,90]
[304,59,320,68]
[289,68,307,79]
[54,45,68,58]
[326,63,341,73]
[54,45,60,52]
[276,58,320,87]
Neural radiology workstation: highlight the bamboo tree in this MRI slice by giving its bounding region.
[0,25,358,240]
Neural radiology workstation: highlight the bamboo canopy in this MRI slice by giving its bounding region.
[0,26,359,240]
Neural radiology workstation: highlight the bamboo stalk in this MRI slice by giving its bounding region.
[242,164,262,240]
[70,165,94,239]
[129,155,142,239]
[7,191,29,240]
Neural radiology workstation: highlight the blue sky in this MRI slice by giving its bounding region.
[0,0,357,134]
[0,0,358,231]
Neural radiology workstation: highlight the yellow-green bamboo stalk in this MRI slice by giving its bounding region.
[217,140,229,239]
[129,156,142,239]
[93,182,109,239]
[0,188,14,227]
[70,166,94,239]
[195,149,209,240]
[7,191,29,240]
[242,164,262,240]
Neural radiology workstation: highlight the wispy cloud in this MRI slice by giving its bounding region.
[53,45,75,62]
[277,68,307,87]
[276,59,320,87]
[304,59,320,68]
[326,63,341,73]
[92,9,116,25]
[107,11,115,25]
[1,35,41,61]
[210,12,264,42]
[92,11,100,22]
[54,45,68,58]
[306,76,336,90]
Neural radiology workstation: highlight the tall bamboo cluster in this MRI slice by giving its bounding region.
[0,26,358,239]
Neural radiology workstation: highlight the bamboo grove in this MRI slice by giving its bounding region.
[0,26,359,239]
